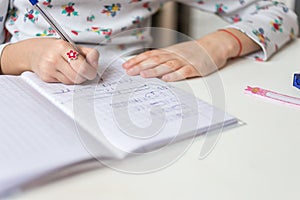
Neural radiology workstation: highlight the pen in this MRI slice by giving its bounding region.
[28,0,83,55]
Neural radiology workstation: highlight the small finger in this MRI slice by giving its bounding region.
[54,70,77,85]
[82,48,100,70]
[161,65,200,82]
[123,49,165,69]
[39,75,59,83]
[72,58,98,80]
[126,54,178,76]
[56,57,86,84]
[140,60,184,78]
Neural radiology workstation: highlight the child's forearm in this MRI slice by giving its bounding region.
[1,41,32,75]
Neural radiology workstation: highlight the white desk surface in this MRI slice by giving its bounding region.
[11,39,300,200]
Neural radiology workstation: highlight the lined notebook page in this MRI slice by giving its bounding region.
[21,59,238,154]
[0,76,94,195]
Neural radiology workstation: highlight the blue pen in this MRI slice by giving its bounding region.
[28,0,83,55]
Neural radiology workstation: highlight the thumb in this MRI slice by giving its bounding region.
[81,47,100,70]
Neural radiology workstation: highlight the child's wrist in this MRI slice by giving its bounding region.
[217,28,261,59]
[1,42,31,74]
[0,43,12,75]
[196,30,239,67]
[217,28,242,58]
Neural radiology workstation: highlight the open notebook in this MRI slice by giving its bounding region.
[0,59,238,197]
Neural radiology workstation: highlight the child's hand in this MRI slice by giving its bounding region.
[122,29,260,82]
[122,39,225,82]
[1,38,99,84]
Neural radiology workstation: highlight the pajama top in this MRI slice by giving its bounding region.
[0,0,298,63]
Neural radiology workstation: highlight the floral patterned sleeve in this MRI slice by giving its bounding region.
[0,0,10,66]
[177,0,299,61]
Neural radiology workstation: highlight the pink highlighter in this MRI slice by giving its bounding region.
[245,86,300,107]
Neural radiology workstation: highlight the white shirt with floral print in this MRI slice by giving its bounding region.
[0,0,298,63]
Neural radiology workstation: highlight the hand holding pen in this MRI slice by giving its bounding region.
[2,0,99,84]
[27,0,99,84]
